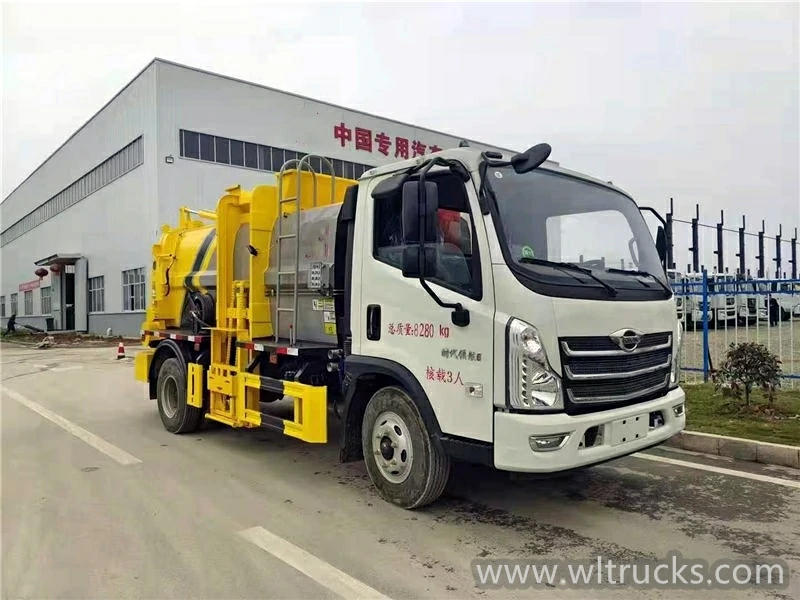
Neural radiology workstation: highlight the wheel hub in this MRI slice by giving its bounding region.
[162,376,179,419]
[379,436,394,460]
[371,411,413,484]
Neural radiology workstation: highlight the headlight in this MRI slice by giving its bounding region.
[670,323,682,388]
[507,318,563,410]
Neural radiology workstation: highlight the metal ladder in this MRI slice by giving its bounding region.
[274,154,338,345]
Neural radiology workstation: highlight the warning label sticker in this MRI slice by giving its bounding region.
[312,298,335,312]
[323,311,336,324]
[324,323,337,335]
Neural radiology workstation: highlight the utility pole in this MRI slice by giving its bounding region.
[735,215,746,277]
[756,220,765,278]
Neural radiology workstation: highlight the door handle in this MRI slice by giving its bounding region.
[366,304,381,340]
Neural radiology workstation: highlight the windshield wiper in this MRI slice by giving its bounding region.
[606,268,672,295]
[519,257,618,297]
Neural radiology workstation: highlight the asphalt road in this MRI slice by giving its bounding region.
[2,343,799,600]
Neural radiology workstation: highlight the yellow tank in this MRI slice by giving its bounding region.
[141,167,356,343]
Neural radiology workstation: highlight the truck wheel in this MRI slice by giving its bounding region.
[156,357,203,433]
[361,386,451,509]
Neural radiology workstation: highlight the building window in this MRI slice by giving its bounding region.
[215,137,230,164]
[244,142,258,169]
[41,287,52,315]
[88,276,105,312]
[177,129,377,183]
[270,147,285,171]
[10,293,17,316]
[1,296,5,318]
[181,130,199,159]
[1,136,144,247]
[23,290,33,315]
[199,133,215,161]
[122,268,146,311]
[230,139,244,166]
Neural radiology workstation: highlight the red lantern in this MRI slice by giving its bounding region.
[35,267,48,279]
[49,264,60,273]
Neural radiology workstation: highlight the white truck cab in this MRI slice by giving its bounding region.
[339,143,686,507]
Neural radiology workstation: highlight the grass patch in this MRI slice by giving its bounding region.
[682,382,800,446]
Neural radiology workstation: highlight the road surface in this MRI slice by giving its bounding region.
[2,343,798,599]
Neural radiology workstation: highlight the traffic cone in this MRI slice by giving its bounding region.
[116,342,126,359]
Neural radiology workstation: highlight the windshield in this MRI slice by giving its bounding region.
[486,165,668,296]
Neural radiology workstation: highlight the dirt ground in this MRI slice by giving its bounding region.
[0,330,140,349]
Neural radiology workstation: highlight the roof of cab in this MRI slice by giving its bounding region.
[360,146,633,200]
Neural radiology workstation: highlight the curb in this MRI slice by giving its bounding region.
[664,430,800,469]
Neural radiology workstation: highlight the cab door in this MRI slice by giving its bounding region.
[355,169,496,443]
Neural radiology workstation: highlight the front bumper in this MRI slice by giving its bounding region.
[493,387,686,472]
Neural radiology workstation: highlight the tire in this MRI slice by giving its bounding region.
[156,357,204,433]
[361,386,451,509]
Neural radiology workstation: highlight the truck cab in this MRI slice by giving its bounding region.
[714,272,758,325]
[339,144,685,505]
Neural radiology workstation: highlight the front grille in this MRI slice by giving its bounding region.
[561,332,670,354]
[559,331,672,413]
[566,348,671,377]
[568,371,669,403]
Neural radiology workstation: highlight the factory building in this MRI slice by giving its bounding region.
[0,58,513,336]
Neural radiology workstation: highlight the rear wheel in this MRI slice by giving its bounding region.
[361,386,450,509]
[156,357,203,433]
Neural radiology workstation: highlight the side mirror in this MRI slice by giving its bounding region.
[402,246,437,278]
[398,174,470,327]
[401,180,438,245]
[656,226,667,267]
[510,143,552,174]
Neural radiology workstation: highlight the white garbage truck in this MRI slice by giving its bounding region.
[136,142,687,509]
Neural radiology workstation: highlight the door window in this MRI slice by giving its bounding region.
[372,173,480,298]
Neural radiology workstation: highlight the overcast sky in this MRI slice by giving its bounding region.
[3,1,798,275]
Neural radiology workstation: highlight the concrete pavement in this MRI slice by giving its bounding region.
[2,344,798,599]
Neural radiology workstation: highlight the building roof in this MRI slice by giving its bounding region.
[2,57,519,203]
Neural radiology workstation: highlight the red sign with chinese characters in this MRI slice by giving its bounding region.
[19,279,41,292]
[387,321,450,338]
[334,122,443,159]
[425,366,463,385]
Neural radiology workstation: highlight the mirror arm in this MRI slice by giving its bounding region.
[417,159,471,327]
[639,205,670,271]
[638,206,666,228]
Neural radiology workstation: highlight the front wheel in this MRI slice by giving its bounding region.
[156,357,204,433]
[361,386,451,509]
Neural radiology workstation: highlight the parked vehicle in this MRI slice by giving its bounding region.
[666,269,685,324]
[134,144,686,508]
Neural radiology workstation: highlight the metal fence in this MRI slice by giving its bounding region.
[663,201,798,282]
[670,273,800,389]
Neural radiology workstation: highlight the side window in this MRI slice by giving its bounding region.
[372,175,479,297]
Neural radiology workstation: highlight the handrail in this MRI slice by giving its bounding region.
[180,207,217,221]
